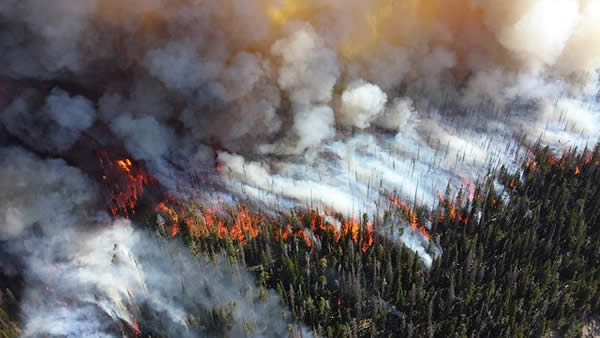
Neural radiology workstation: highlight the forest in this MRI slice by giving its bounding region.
[2,144,600,337]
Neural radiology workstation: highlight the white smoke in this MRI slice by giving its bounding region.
[338,80,388,129]
[23,222,304,337]
[0,0,600,330]
[0,147,307,337]
[271,24,339,107]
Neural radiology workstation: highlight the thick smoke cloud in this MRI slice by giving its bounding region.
[339,80,388,129]
[0,0,599,327]
[1,89,96,152]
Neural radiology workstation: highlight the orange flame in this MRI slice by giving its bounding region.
[384,194,430,241]
[361,222,374,252]
[116,159,133,172]
[525,160,538,171]
[575,166,581,175]
[297,229,313,247]
[98,152,155,218]
[132,319,141,337]
[449,206,456,220]
[155,198,379,252]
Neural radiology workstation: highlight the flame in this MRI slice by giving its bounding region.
[116,159,132,173]
[155,197,378,252]
[98,152,155,218]
[437,193,469,227]
[449,206,456,220]
[575,166,581,175]
[297,229,312,247]
[342,219,361,243]
[361,222,374,252]
[132,319,141,337]
[383,194,430,241]
[525,160,538,171]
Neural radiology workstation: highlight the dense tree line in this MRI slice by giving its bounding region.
[0,289,20,338]
[157,143,600,337]
[3,143,599,337]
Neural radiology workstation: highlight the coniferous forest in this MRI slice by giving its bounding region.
[2,145,600,337]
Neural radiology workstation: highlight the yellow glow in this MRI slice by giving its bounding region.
[264,0,318,26]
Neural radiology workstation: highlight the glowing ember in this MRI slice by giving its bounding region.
[525,160,538,171]
[449,206,456,220]
[117,159,133,172]
[132,319,141,338]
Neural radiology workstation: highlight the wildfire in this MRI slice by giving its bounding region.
[449,206,456,220]
[525,160,538,171]
[575,166,581,175]
[437,191,469,226]
[297,229,313,247]
[132,319,141,337]
[383,194,431,241]
[98,151,155,218]
[116,158,132,172]
[154,197,378,252]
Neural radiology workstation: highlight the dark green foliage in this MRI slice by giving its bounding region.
[158,144,600,337]
[0,289,20,338]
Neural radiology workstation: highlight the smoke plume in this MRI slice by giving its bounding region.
[0,146,305,337]
[1,0,599,333]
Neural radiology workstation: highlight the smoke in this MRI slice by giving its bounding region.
[0,147,306,337]
[0,146,99,239]
[338,80,388,129]
[0,0,600,331]
[23,223,302,337]
[1,89,96,153]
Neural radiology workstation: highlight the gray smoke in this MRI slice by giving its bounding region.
[0,146,307,337]
[0,0,599,328]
